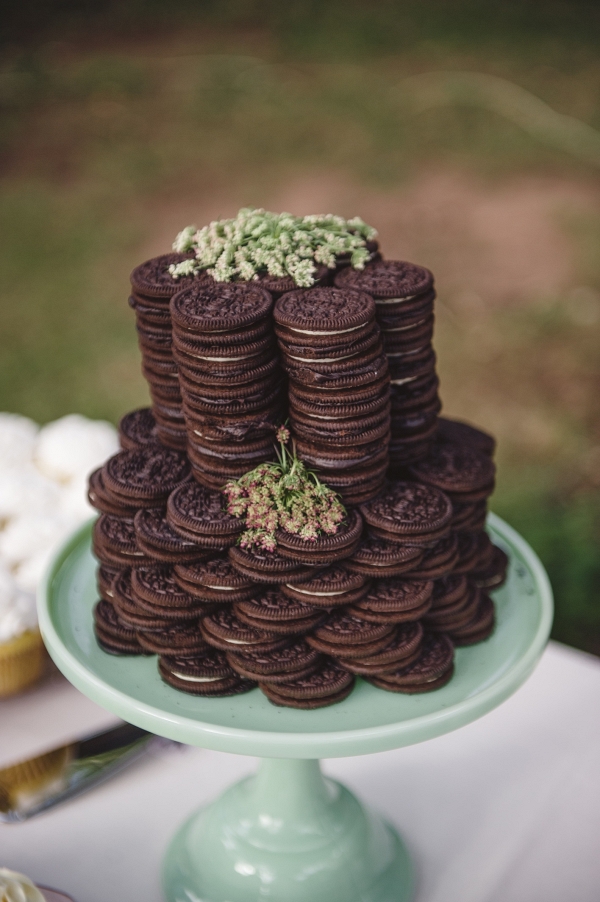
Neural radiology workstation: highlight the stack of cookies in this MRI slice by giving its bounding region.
[274,287,391,505]
[129,254,203,449]
[87,215,512,709]
[170,282,285,489]
[335,260,440,468]
[88,445,209,656]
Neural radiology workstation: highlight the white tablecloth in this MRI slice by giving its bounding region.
[1,640,600,902]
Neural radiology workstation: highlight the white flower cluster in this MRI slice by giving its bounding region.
[170,208,378,287]
[0,413,119,642]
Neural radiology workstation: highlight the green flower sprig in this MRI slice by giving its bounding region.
[223,425,346,552]
[170,207,377,287]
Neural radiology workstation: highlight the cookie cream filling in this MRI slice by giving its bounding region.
[386,346,428,358]
[287,353,356,363]
[374,295,418,305]
[390,375,419,386]
[286,323,367,336]
[0,869,46,902]
[171,672,222,682]
[286,585,346,596]
[385,318,428,332]
[203,584,237,591]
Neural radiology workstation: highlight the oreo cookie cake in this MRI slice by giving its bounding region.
[88,208,507,707]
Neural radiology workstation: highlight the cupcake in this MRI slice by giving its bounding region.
[0,565,45,697]
[0,868,75,902]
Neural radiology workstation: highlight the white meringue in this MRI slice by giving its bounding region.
[34,414,118,483]
[0,413,38,468]
[0,868,46,902]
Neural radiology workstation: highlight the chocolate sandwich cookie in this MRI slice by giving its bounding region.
[247,264,329,297]
[112,584,176,633]
[471,545,509,589]
[183,379,282,416]
[186,437,276,473]
[390,374,440,413]
[287,352,389,391]
[88,467,139,517]
[289,373,391,407]
[408,442,496,502]
[234,590,325,635]
[228,544,315,585]
[136,623,209,656]
[367,632,454,694]
[118,408,160,451]
[335,258,433,302]
[274,509,363,566]
[200,608,287,653]
[171,282,274,334]
[423,584,481,631]
[346,532,424,578]
[173,330,275,362]
[290,416,390,459]
[388,348,437,385]
[429,574,469,610]
[227,639,322,684]
[280,566,369,608]
[340,621,424,675]
[172,317,273,350]
[448,592,495,645]
[93,600,146,655]
[289,384,390,420]
[130,253,203,301]
[167,481,242,548]
[407,533,459,580]
[158,649,255,696]
[319,463,389,507]
[174,556,255,603]
[181,354,280,389]
[185,404,282,446]
[186,447,274,484]
[259,660,355,709]
[451,500,488,532]
[307,612,394,658]
[375,293,436,332]
[359,480,453,545]
[452,531,481,575]
[103,448,191,510]
[134,508,209,564]
[131,566,204,611]
[436,417,496,458]
[279,326,381,363]
[282,341,384,381]
[175,346,276,379]
[382,315,435,354]
[92,515,153,569]
[275,287,376,344]
[290,409,391,446]
[294,439,388,474]
[350,578,434,624]
[97,564,122,601]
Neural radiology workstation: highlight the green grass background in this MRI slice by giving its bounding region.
[1,0,599,653]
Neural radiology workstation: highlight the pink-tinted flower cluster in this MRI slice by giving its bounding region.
[223,450,345,552]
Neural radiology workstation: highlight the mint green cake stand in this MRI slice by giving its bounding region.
[38,513,552,902]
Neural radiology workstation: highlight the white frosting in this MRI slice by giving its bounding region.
[0,466,63,522]
[34,414,118,483]
[0,513,75,568]
[0,869,45,902]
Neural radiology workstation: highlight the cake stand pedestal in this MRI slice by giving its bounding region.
[38,514,553,902]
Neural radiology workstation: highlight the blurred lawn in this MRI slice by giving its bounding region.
[0,1,599,653]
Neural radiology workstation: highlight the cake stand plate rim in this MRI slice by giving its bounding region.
[37,512,553,758]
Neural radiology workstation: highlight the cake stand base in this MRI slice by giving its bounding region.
[163,757,414,902]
